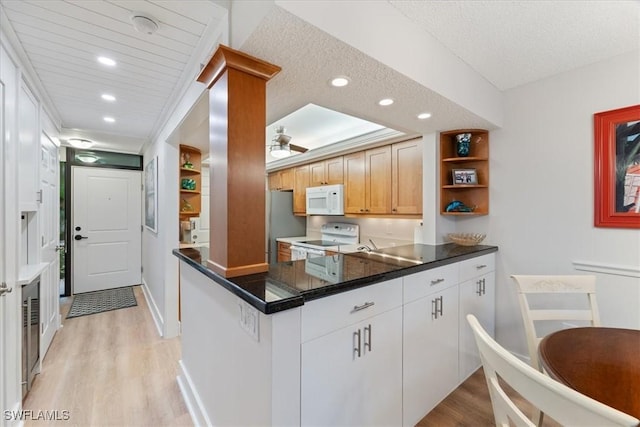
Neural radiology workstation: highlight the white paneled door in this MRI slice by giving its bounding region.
[72,167,142,294]
[39,133,60,356]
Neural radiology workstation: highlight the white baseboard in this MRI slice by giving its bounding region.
[573,260,640,278]
[140,279,163,337]
[177,360,211,427]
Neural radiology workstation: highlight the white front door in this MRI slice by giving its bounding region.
[72,167,142,294]
[39,133,60,355]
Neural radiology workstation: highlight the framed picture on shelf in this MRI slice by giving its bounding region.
[452,168,478,185]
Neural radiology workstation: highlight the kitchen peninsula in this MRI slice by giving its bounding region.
[174,243,497,426]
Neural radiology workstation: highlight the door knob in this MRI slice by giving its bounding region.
[55,245,64,252]
[74,235,88,241]
[0,282,12,296]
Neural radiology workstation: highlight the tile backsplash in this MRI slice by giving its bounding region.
[306,216,421,248]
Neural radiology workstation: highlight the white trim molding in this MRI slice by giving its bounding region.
[573,260,640,278]
[177,360,210,427]
[141,279,164,337]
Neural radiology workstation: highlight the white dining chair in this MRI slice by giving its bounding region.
[466,314,639,427]
[511,274,601,371]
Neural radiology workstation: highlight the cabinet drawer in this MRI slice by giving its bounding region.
[302,278,402,342]
[459,253,495,282]
[403,263,458,304]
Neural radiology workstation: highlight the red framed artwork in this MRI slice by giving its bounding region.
[594,105,640,228]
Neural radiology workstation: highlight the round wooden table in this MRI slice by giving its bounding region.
[539,327,640,419]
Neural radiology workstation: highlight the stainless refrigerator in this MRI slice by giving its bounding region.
[266,191,306,264]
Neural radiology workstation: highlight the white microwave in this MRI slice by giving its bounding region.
[306,184,344,215]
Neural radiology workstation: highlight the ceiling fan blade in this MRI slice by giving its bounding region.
[290,143,308,153]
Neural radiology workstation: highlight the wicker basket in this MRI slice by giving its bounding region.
[447,233,486,246]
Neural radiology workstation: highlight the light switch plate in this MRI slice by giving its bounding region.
[238,300,260,342]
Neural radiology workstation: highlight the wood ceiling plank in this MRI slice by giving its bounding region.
[19,38,182,79]
[29,54,176,94]
[108,0,207,35]
[148,0,227,26]
[5,0,199,53]
[62,0,203,43]
[8,20,187,70]
[5,10,191,65]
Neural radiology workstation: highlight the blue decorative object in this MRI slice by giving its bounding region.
[445,200,474,212]
[456,133,472,157]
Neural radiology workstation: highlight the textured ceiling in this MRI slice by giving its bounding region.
[389,0,640,91]
[242,6,494,142]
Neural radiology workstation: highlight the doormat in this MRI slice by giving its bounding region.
[66,286,137,318]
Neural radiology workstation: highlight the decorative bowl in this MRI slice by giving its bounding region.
[447,233,486,246]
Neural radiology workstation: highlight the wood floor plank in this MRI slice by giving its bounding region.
[24,286,561,426]
[23,286,191,427]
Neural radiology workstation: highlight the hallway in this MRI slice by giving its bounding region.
[22,287,191,427]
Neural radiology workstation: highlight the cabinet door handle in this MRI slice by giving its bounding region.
[353,329,361,358]
[430,278,445,286]
[475,264,487,270]
[438,296,444,317]
[364,324,372,353]
[476,279,483,296]
[431,298,438,319]
[351,301,375,313]
[481,278,486,295]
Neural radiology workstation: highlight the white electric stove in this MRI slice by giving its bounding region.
[290,223,359,260]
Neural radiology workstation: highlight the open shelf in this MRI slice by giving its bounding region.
[440,129,489,216]
[179,145,202,218]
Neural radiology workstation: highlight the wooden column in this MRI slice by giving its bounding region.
[197,45,281,277]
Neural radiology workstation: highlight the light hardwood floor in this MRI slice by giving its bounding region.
[23,286,191,427]
[24,287,559,426]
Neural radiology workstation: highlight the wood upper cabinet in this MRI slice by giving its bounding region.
[345,147,392,214]
[392,139,422,214]
[365,145,392,214]
[344,151,366,214]
[268,168,294,191]
[293,164,310,214]
[309,156,344,186]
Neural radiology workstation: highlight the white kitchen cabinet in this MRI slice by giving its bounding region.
[458,255,495,381]
[18,81,40,211]
[301,307,402,426]
[403,283,459,426]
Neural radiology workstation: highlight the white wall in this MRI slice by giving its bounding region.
[457,52,640,358]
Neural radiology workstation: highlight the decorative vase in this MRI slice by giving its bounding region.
[455,133,472,157]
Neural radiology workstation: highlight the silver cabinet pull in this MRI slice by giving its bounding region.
[476,279,483,296]
[351,301,375,313]
[475,264,487,270]
[364,324,372,352]
[481,278,486,295]
[437,296,443,317]
[430,278,445,286]
[431,298,438,319]
[353,329,361,358]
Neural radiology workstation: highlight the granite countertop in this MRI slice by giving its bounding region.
[173,243,498,314]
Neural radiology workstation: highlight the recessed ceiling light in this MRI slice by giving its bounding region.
[378,98,394,106]
[97,56,116,67]
[101,94,116,102]
[103,116,115,123]
[330,76,350,87]
[68,138,94,149]
[417,112,432,119]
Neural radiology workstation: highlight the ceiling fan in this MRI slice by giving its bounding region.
[269,126,308,158]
